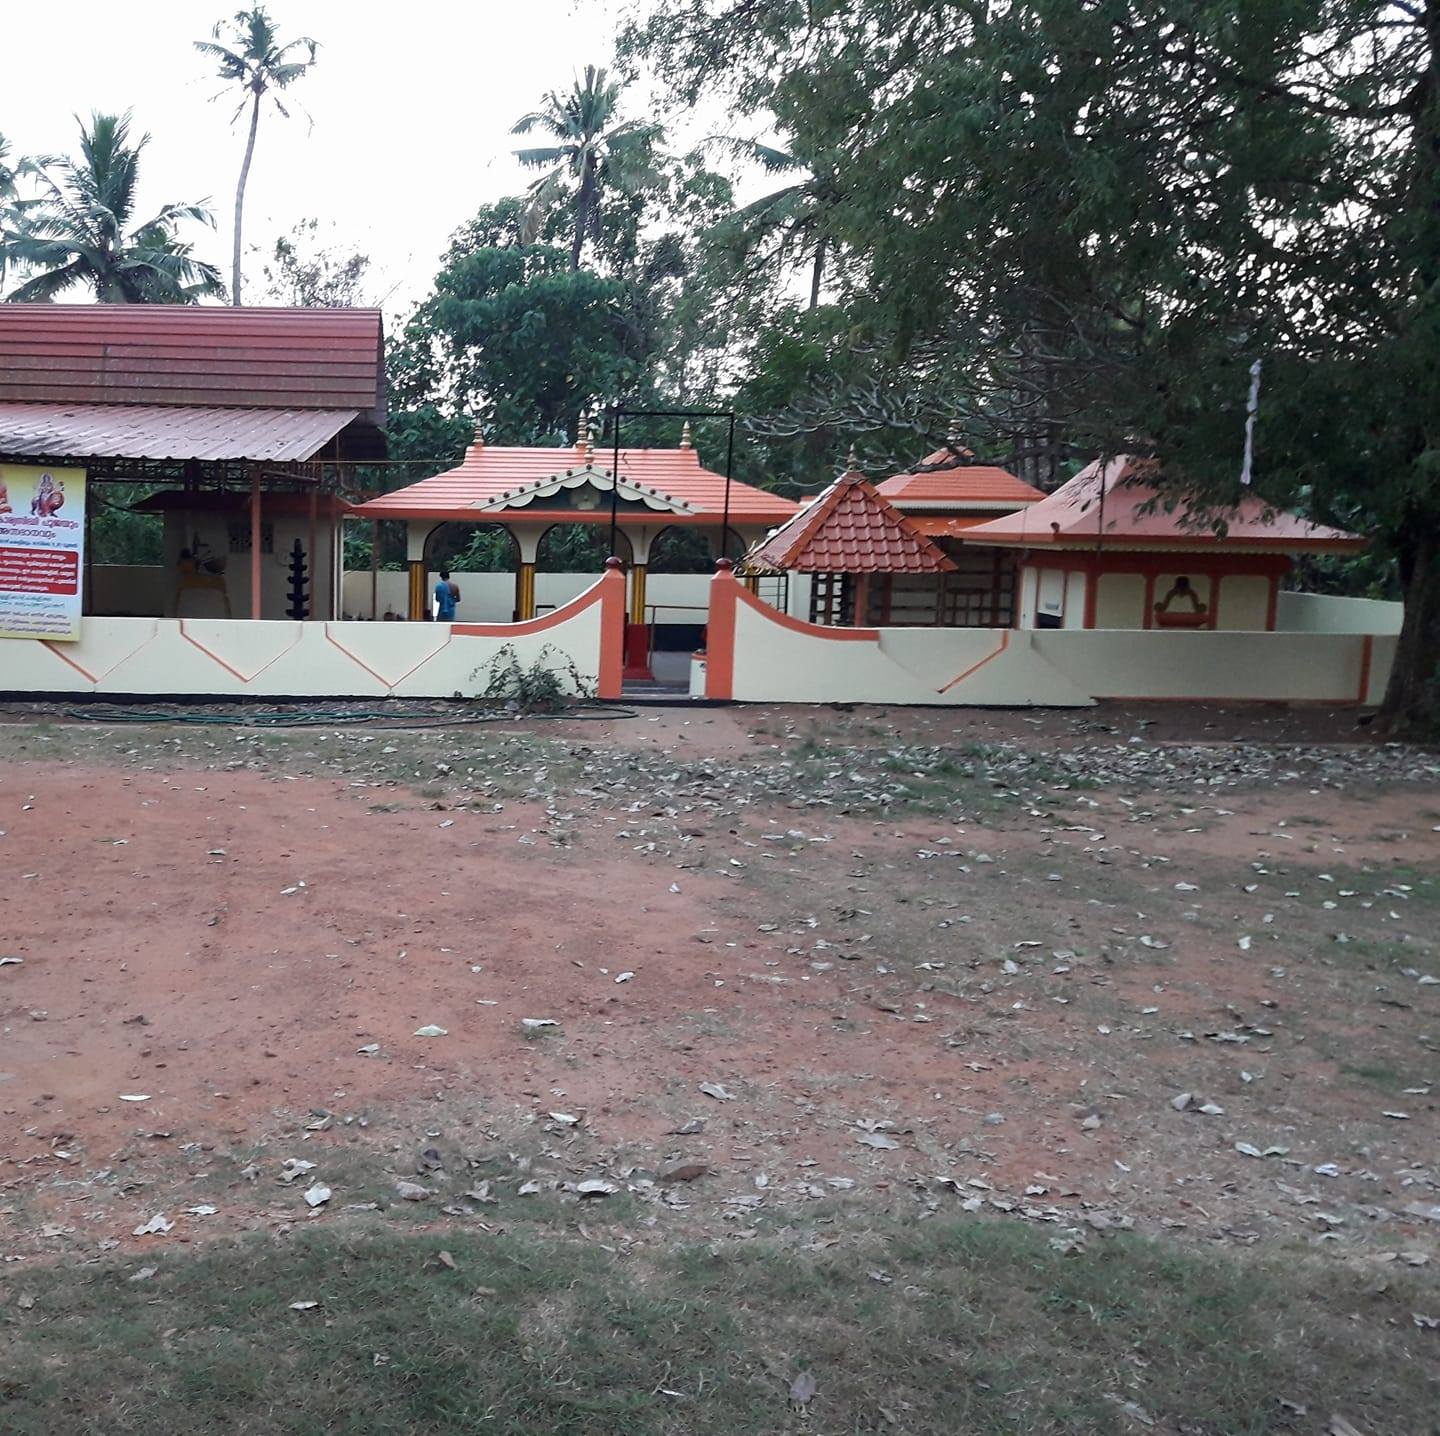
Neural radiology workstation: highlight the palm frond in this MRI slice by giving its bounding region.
[514,145,573,169]
[6,257,89,302]
[705,135,800,174]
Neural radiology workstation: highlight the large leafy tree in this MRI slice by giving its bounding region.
[4,112,223,303]
[626,0,1440,734]
[707,135,843,309]
[196,5,318,304]
[256,217,370,307]
[511,65,664,270]
[390,210,650,447]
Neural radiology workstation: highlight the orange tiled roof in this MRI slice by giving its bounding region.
[962,455,1367,552]
[876,450,1044,509]
[352,439,797,526]
[907,515,989,538]
[744,471,957,574]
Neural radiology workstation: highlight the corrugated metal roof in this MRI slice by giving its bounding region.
[131,489,353,516]
[0,403,358,462]
[745,472,956,574]
[963,455,1367,552]
[877,451,1044,508]
[354,440,798,525]
[0,305,385,418]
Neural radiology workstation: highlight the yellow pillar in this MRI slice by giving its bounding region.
[743,572,759,595]
[629,563,648,625]
[407,560,426,621]
[515,561,537,620]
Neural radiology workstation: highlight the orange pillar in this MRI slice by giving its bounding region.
[704,559,738,701]
[249,465,262,619]
[407,561,426,621]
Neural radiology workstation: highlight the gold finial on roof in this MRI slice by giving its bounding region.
[575,411,589,461]
[581,419,595,466]
[680,419,693,450]
[846,444,861,474]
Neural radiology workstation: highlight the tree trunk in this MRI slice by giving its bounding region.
[232,90,262,304]
[808,236,827,309]
[571,160,597,271]
[1378,523,1440,737]
[1377,5,1440,735]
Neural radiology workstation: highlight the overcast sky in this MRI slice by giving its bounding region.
[2,0,721,318]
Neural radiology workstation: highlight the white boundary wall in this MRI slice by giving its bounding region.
[0,575,622,700]
[1032,630,1394,705]
[339,570,812,622]
[712,575,1396,706]
[1276,591,1403,634]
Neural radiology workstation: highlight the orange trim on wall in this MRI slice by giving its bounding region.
[1358,634,1374,704]
[322,626,449,689]
[451,572,612,638]
[704,568,738,700]
[41,626,162,685]
[732,580,880,640]
[39,641,100,683]
[179,620,303,684]
[938,630,1010,693]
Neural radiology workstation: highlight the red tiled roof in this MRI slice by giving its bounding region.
[877,450,1044,509]
[962,455,1366,552]
[352,440,798,526]
[907,515,989,538]
[0,402,358,463]
[0,305,385,419]
[744,471,957,574]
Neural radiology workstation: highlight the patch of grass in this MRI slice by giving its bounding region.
[1341,1062,1421,1094]
[2,1217,1434,1435]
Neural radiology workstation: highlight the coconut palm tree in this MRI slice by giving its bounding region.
[708,137,841,309]
[511,65,663,271]
[4,113,223,304]
[0,133,23,292]
[196,6,318,304]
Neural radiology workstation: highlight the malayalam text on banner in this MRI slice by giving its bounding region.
[0,465,87,641]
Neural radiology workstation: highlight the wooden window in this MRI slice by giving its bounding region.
[809,572,853,625]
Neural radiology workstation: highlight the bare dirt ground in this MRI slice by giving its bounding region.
[2,699,1437,1273]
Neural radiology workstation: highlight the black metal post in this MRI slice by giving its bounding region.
[603,405,738,564]
[722,412,735,561]
[609,410,623,560]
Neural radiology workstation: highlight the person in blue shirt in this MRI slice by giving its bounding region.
[433,569,459,622]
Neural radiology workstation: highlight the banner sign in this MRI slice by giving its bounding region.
[0,465,87,641]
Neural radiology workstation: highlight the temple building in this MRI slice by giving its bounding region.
[351,425,798,626]
[960,455,1366,630]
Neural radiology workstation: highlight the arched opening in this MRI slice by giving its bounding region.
[649,525,716,574]
[534,524,632,620]
[413,522,523,622]
[535,523,631,574]
[424,521,518,574]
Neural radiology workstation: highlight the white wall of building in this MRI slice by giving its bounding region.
[1276,591,1404,634]
[339,569,815,623]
